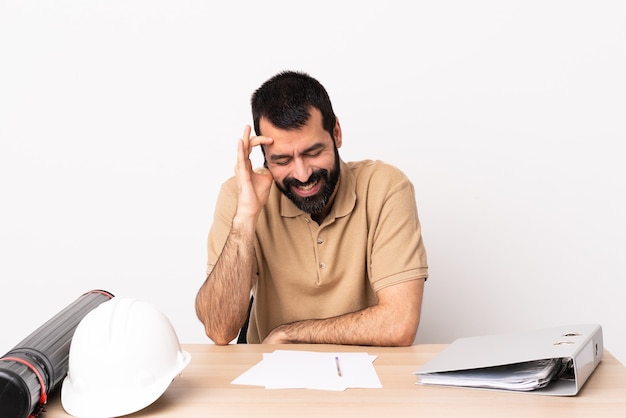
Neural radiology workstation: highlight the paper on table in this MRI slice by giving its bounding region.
[416,358,565,391]
[232,350,382,391]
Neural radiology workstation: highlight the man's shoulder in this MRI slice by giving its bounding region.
[220,175,238,192]
[345,159,410,185]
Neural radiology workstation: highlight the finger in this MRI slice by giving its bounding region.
[249,135,274,148]
[242,125,252,141]
[241,125,253,155]
[235,138,243,169]
[236,138,251,178]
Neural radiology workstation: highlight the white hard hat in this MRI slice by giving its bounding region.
[61,297,191,418]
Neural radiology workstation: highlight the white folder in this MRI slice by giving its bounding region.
[415,324,603,396]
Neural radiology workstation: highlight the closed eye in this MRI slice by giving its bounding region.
[269,142,326,166]
[304,149,323,158]
[274,158,291,166]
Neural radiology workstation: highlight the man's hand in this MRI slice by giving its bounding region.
[262,326,289,344]
[234,125,274,222]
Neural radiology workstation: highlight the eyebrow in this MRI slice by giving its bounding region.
[269,142,326,162]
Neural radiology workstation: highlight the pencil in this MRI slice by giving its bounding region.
[335,356,342,377]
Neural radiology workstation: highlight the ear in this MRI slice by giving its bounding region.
[333,118,343,148]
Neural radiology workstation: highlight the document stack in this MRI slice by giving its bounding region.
[415,324,603,396]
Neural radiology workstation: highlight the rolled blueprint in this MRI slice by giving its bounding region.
[0,289,114,418]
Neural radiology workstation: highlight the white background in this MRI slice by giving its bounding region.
[1,1,625,365]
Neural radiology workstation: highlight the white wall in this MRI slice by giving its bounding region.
[1,1,624,365]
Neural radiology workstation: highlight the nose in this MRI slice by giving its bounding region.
[292,157,312,183]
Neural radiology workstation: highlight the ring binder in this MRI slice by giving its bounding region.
[414,324,603,396]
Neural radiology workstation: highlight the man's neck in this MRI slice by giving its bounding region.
[311,211,327,225]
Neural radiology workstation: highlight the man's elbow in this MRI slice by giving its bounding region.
[391,317,419,347]
[196,308,237,345]
[196,304,244,345]
[391,328,417,347]
[395,334,416,347]
[204,325,238,346]
[210,334,234,346]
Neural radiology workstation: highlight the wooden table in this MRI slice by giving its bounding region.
[43,344,626,418]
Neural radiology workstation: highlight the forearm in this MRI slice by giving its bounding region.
[266,306,418,346]
[196,219,256,345]
[264,279,425,347]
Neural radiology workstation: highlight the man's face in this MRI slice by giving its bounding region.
[261,108,342,214]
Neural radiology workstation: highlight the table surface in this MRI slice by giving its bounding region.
[43,344,626,418]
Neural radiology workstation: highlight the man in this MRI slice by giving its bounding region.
[195,71,428,346]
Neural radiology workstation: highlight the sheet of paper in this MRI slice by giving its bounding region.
[232,350,382,391]
[415,358,565,391]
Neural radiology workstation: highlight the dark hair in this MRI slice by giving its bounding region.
[251,71,337,139]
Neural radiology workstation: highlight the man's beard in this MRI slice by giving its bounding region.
[276,147,340,215]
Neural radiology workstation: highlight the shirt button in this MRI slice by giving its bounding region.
[319,262,326,269]
[317,238,324,244]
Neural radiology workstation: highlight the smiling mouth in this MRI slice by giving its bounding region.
[293,179,322,196]
[297,180,318,191]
